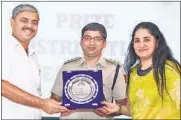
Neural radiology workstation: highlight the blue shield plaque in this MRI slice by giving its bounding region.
[62,70,104,109]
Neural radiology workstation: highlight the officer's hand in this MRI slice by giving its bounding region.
[94,107,108,117]
[61,109,75,116]
[41,98,68,114]
[101,101,120,115]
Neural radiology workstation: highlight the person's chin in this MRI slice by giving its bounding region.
[139,55,151,60]
[138,52,147,57]
[21,37,33,42]
[24,34,34,39]
[88,53,97,57]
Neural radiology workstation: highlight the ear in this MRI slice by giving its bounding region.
[10,17,14,28]
[103,40,107,48]
[80,39,83,47]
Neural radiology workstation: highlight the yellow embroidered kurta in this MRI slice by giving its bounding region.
[128,61,180,119]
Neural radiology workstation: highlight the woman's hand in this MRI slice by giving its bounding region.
[101,101,120,115]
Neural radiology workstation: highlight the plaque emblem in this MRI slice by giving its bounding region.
[62,70,104,109]
[64,74,98,104]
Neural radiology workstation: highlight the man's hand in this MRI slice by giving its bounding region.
[41,98,68,114]
[94,107,109,117]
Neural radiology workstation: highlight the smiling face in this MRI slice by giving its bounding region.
[133,28,157,61]
[80,30,106,58]
[11,11,39,43]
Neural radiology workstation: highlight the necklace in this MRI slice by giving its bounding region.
[137,65,153,76]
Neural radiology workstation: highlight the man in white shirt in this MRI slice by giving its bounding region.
[2,4,68,119]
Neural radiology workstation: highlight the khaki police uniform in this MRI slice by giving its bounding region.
[51,57,127,119]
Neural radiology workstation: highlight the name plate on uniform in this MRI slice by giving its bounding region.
[62,70,104,109]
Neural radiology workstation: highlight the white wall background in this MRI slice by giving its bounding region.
[1,2,180,118]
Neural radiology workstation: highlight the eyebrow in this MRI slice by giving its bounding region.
[21,17,39,21]
[84,35,102,38]
[32,20,38,22]
[134,37,139,40]
[21,17,28,20]
[143,36,151,39]
[83,35,91,37]
[134,36,151,39]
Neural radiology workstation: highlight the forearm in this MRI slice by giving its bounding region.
[116,99,130,116]
[120,105,130,116]
[2,80,43,109]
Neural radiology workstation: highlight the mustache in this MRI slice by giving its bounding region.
[22,27,35,32]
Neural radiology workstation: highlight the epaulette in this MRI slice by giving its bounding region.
[64,57,81,64]
[105,58,120,65]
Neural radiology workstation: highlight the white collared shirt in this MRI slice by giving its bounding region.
[2,35,42,119]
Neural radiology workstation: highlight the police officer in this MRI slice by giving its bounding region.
[51,22,127,119]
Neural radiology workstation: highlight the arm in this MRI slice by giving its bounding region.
[2,80,43,108]
[1,45,68,114]
[115,99,130,116]
[165,64,180,110]
[95,65,129,117]
[112,66,130,116]
[2,80,68,114]
[115,98,127,105]
[51,67,63,100]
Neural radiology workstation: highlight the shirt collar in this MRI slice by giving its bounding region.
[97,57,107,67]
[10,35,36,56]
[78,56,107,67]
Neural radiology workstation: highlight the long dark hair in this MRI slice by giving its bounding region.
[124,22,181,100]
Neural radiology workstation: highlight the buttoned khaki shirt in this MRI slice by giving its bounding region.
[51,57,126,119]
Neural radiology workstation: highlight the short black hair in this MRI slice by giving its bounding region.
[12,4,39,19]
[81,22,107,40]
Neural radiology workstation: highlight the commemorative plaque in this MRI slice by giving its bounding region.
[62,70,104,109]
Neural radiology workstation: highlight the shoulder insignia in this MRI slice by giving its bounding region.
[105,58,120,65]
[64,57,81,64]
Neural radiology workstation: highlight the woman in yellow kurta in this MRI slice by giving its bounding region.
[101,22,180,119]
[129,60,180,119]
